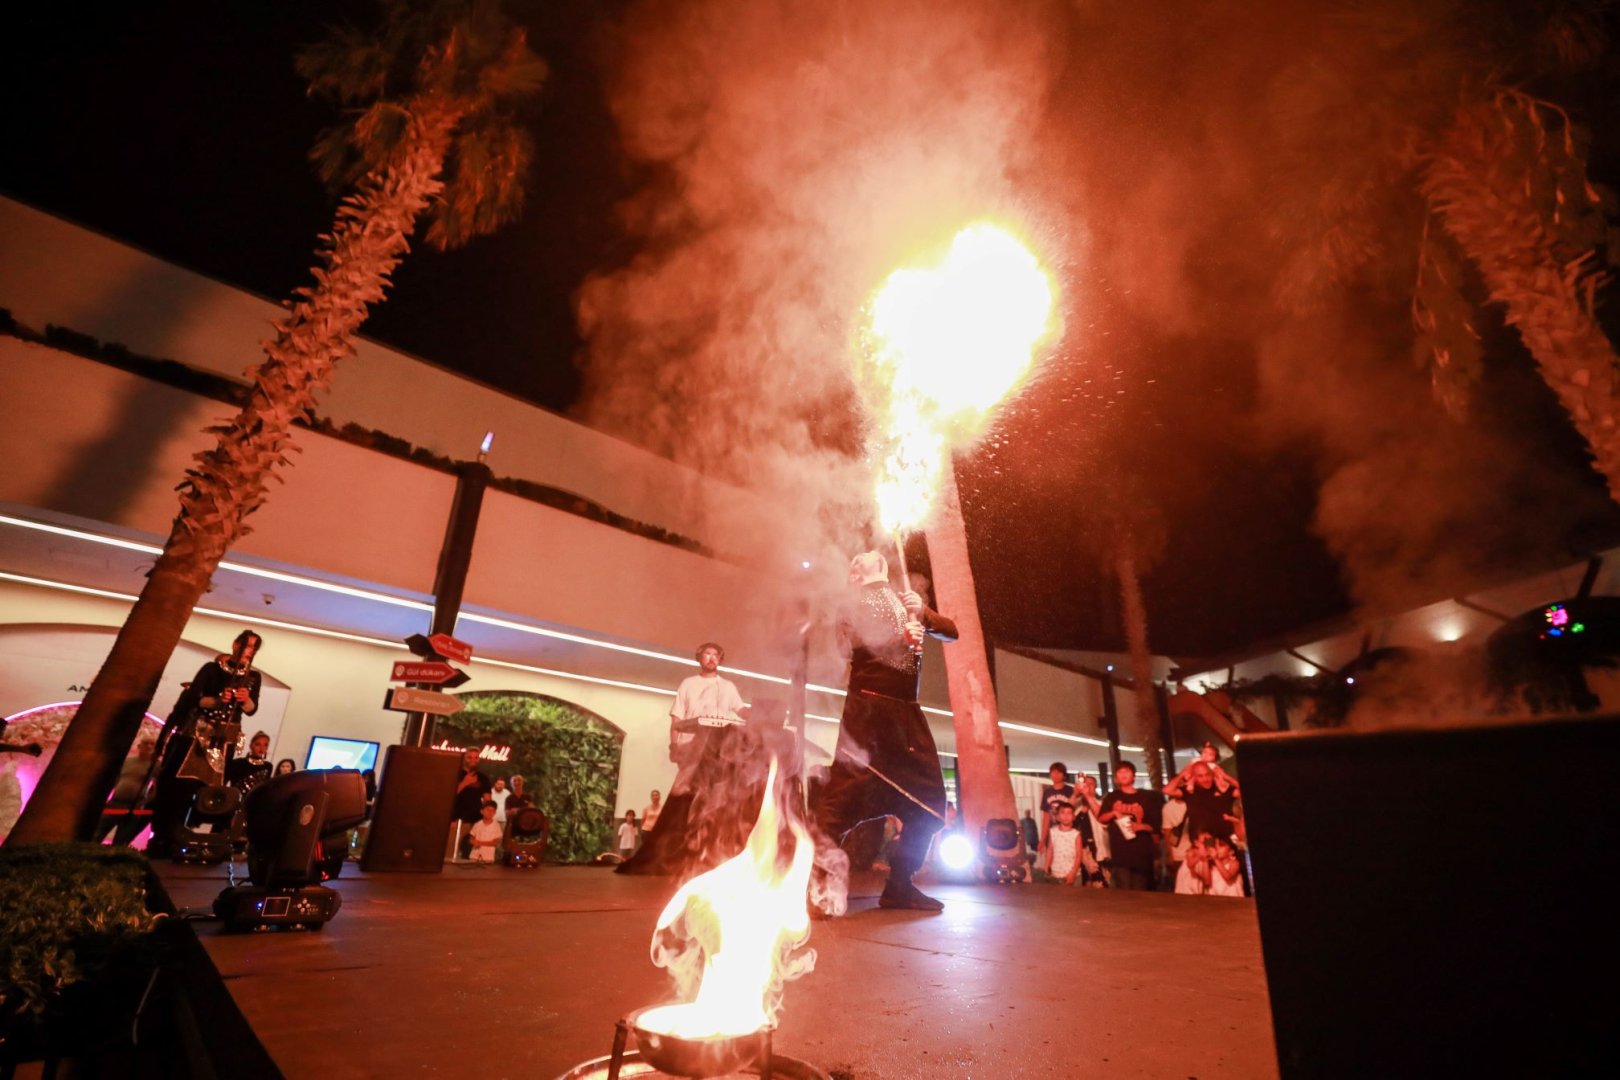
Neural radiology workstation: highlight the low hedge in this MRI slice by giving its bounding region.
[0,844,166,1024]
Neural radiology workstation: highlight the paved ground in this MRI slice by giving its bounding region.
[158,863,1278,1080]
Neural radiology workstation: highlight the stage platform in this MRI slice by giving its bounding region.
[156,862,1277,1079]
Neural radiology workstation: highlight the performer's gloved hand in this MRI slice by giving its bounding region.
[898,590,925,616]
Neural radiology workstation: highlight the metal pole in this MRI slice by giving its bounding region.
[1155,684,1176,779]
[1100,670,1122,772]
[404,460,491,747]
[1272,691,1291,732]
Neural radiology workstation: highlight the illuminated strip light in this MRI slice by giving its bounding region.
[0,571,413,650]
[2,519,1135,750]
[474,656,678,698]
[998,719,1143,753]
[0,513,435,612]
[3,569,1145,757]
[0,571,705,701]
[0,570,1146,752]
[0,514,849,693]
[2,699,162,725]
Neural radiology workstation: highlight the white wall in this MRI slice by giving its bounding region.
[0,341,802,661]
[0,196,751,551]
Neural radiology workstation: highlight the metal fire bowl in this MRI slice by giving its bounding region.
[551,1049,830,1080]
[627,1008,772,1078]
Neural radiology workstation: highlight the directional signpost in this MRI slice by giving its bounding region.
[390,660,470,687]
[397,633,476,744]
[384,686,465,716]
[428,633,473,664]
[405,633,474,665]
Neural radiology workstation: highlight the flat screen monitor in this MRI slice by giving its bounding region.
[305,736,379,772]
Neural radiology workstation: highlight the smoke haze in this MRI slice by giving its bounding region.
[575,0,1620,654]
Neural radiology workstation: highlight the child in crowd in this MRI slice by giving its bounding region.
[617,810,639,860]
[1043,803,1084,885]
[468,801,503,864]
[489,777,511,825]
[1179,831,1245,896]
[1207,834,1246,897]
[1178,831,1214,894]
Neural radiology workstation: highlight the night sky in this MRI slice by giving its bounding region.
[7,1,1620,659]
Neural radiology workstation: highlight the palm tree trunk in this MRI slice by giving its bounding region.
[924,464,1016,836]
[6,108,457,846]
[1115,546,1163,784]
[1424,98,1620,504]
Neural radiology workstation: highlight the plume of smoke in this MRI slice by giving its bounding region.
[576,0,1069,594]
[578,0,1619,719]
[1338,649,1534,731]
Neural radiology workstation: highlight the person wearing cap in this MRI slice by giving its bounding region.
[618,641,753,877]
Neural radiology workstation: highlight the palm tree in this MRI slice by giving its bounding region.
[1267,1,1620,496]
[926,466,1018,836]
[7,0,545,845]
[1112,524,1167,783]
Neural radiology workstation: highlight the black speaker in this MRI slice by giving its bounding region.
[361,746,461,873]
[1237,716,1620,1079]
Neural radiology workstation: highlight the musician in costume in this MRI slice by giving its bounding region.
[618,641,755,878]
[146,630,263,856]
[226,730,274,796]
[814,551,957,913]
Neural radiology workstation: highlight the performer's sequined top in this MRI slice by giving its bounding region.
[843,583,958,701]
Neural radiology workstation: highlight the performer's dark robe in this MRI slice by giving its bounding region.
[815,582,956,885]
[617,722,770,880]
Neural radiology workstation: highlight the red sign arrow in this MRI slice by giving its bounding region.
[390,661,470,687]
[428,633,474,664]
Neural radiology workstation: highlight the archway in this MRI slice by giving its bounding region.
[0,622,293,843]
[1,701,164,844]
[433,691,625,863]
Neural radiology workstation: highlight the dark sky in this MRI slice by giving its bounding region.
[6,2,1619,659]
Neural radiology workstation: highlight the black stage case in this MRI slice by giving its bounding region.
[1237,715,1619,1079]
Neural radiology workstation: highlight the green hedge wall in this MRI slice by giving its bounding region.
[439,692,624,863]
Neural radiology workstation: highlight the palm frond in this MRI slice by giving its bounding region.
[425,119,535,250]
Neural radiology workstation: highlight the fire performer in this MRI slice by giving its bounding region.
[619,641,757,878]
[815,550,957,913]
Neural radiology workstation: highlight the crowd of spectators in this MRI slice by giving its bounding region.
[448,747,532,863]
[1033,744,1249,896]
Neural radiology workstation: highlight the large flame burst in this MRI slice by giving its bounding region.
[861,221,1057,533]
[640,759,817,1038]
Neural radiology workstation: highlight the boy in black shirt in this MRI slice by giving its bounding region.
[1096,761,1163,890]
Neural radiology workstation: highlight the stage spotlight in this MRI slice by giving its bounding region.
[978,817,1028,884]
[503,806,550,868]
[214,769,367,931]
[939,832,976,870]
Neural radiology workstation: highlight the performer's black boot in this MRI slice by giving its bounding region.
[878,852,943,912]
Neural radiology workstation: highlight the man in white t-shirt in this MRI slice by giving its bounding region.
[669,642,750,795]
